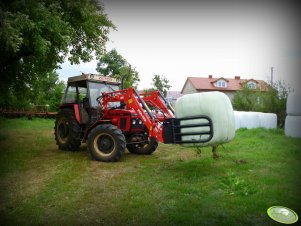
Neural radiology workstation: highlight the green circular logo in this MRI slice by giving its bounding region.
[267,206,298,224]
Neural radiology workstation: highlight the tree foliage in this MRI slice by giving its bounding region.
[1,72,65,111]
[3,71,65,111]
[152,74,171,97]
[233,80,291,128]
[29,71,66,111]
[0,0,114,108]
[232,85,261,112]
[96,49,126,76]
[96,49,140,88]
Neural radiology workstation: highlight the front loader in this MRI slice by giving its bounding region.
[54,73,213,162]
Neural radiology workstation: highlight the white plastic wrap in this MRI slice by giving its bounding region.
[238,112,260,129]
[250,112,261,128]
[234,111,241,130]
[258,113,277,129]
[285,116,301,138]
[234,111,277,130]
[286,92,301,116]
[175,92,235,146]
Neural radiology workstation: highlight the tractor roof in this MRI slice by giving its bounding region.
[67,73,120,84]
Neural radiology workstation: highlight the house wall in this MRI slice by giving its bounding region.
[182,80,197,94]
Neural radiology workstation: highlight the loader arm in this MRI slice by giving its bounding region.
[101,88,164,142]
[141,90,175,119]
[100,88,213,144]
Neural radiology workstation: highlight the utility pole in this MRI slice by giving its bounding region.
[271,67,274,84]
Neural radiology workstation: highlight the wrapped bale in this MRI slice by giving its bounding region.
[175,92,235,146]
[234,111,277,130]
[234,111,241,130]
[239,112,260,129]
[285,116,301,138]
[248,112,261,128]
[259,113,277,129]
[287,92,301,116]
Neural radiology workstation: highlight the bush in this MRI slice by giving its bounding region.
[233,80,291,128]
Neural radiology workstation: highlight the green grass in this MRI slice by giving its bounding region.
[0,117,300,226]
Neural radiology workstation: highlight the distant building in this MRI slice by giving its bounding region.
[181,75,268,101]
[165,91,183,105]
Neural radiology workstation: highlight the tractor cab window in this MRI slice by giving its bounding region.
[64,85,87,104]
[88,82,120,107]
[64,86,77,103]
[78,87,88,101]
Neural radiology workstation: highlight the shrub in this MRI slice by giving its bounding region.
[233,80,291,128]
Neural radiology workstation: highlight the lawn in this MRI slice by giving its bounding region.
[0,118,300,226]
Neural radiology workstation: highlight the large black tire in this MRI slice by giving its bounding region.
[54,108,81,151]
[127,137,158,155]
[87,124,126,162]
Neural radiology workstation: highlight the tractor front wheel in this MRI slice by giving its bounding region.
[127,137,158,155]
[87,124,126,162]
[54,108,81,151]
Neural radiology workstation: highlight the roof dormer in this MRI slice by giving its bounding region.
[246,79,258,89]
[212,77,229,88]
[239,79,258,89]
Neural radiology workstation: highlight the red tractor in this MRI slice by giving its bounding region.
[54,73,213,162]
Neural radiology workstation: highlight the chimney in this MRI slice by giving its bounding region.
[235,76,240,80]
[208,75,213,79]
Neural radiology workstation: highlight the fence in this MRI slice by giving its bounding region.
[0,105,57,119]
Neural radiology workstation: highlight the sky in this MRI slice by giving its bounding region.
[57,0,301,91]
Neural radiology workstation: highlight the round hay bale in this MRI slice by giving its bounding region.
[259,113,277,129]
[175,91,235,146]
[285,115,301,138]
[234,111,241,130]
[287,92,301,116]
[239,111,260,129]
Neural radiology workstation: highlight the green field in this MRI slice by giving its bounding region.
[0,118,300,226]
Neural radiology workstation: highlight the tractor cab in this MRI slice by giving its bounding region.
[61,73,120,124]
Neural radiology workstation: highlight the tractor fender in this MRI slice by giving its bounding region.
[83,120,112,142]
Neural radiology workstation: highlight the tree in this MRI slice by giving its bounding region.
[2,70,65,111]
[96,49,126,76]
[28,71,66,111]
[232,84,261,111]
[0,0,114,107]
[259,80,291,127]
[118,65,140,89]
[152,74,171,97]
[233,80,291,128]
[96,49,140,88]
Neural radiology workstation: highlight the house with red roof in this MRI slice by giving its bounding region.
[181,75,268,101]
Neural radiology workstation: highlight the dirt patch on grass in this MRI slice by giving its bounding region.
[0,162,60,213]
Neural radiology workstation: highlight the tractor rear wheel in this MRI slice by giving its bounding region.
[54,108,81,151]
[127,137,158,155]
[87,124,126,162]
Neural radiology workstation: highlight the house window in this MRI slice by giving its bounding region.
[216,81,227,88]
[247,81,256,89]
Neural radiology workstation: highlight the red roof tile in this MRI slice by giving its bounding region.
[182,76,268,93]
